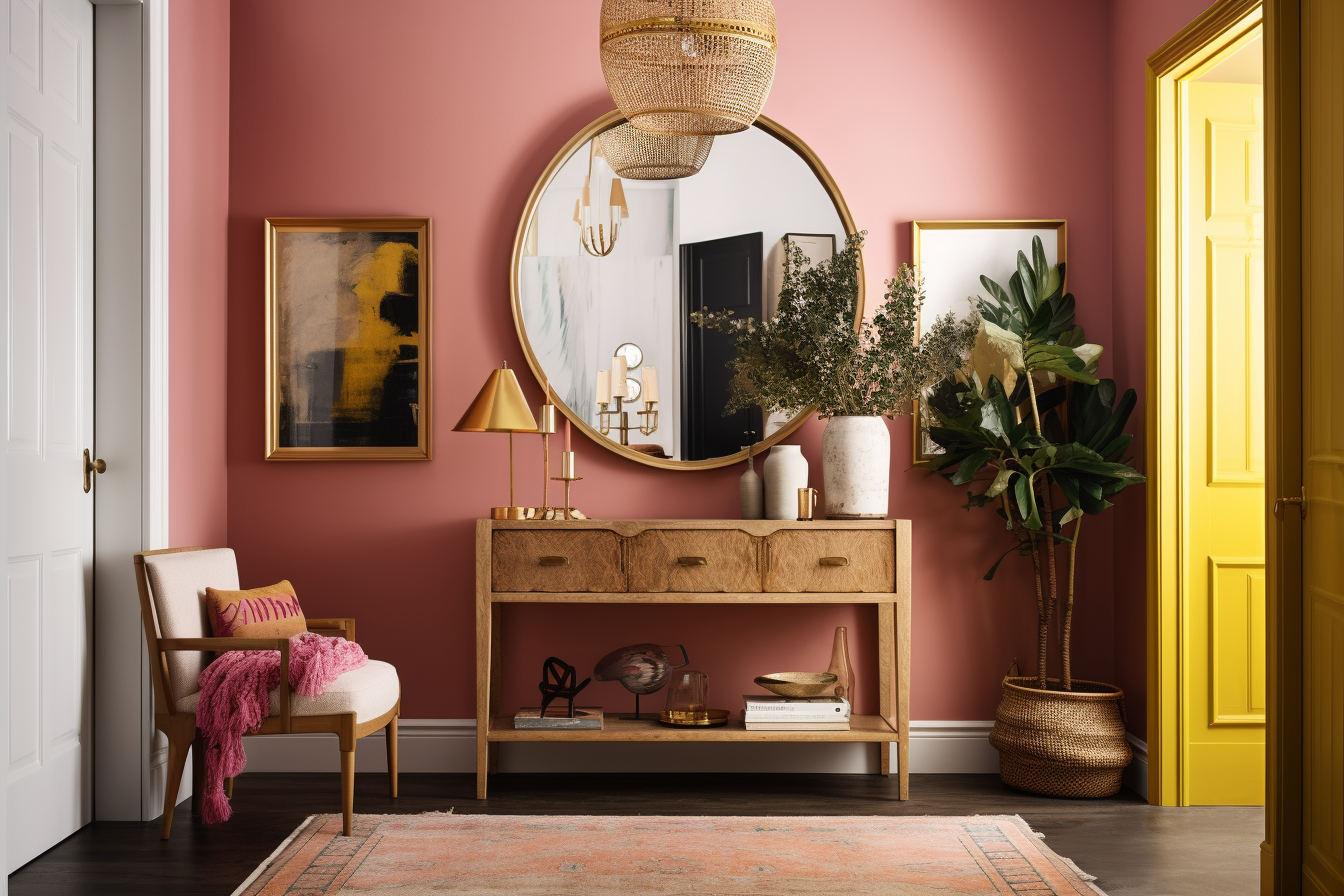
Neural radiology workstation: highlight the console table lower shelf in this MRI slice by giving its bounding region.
[487,714,899,742]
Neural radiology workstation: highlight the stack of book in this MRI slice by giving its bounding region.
[741,695,851,730]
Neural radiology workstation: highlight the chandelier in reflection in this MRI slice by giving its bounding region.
[599,0,778,137]
[599,123,714,180]
[573,140,628,257]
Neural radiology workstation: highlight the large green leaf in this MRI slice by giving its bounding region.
[950,449,993,485]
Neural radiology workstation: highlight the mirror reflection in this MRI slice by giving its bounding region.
[516,117,850,464]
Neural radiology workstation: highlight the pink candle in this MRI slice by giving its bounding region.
[565,420,571,452]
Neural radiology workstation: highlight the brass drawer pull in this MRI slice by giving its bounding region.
[677,556,708,567]
[819,556,850,567]
[539,556,570,567]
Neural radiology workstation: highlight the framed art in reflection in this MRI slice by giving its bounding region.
[265,217,432,460]
[910,219,1066,466]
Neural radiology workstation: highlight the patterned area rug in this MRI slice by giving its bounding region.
[234,813,1105,895]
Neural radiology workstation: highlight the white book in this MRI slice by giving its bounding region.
[743,712,849,723]
[744,721,852,731]
[742,695,851,719]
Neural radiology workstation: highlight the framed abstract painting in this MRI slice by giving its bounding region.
[265,217,432,460]
[910,219,1066,465]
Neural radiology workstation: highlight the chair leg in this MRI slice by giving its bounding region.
[340,749,355,836]
[225,776,234,800]
[385,716,398,799]
[160,730,192,840]
[191,729,205,817]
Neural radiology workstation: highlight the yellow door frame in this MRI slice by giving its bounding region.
[1145,0,1263,808]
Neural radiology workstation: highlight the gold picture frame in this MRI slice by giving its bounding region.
[265,217,432,460]
[911,219,1067,466]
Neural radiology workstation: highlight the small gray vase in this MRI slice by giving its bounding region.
[739,451,764,520]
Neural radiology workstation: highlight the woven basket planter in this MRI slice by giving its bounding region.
[989,677,1133,798]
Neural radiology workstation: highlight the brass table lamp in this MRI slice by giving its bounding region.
[454,361,538,520]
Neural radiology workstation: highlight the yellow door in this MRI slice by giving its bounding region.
[1300,2,1344,890]
[1183,81,1266,806]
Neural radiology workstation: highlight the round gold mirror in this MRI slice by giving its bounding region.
[511,111,861,470]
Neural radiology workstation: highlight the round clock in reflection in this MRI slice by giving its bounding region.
[625,377,642,402]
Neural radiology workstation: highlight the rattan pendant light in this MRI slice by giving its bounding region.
[599,124,715,179]
[600,0,778,137]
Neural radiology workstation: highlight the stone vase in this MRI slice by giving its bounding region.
[739,453,764,520]
[821,416,890,519]
[762,444,808,520]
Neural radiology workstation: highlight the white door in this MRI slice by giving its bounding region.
[5,0,94,871]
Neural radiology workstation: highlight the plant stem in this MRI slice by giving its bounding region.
[1039,481,1059,688]
[1063,514,1082,691]
[1025,370,1043,434]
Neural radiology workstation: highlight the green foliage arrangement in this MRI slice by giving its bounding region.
[690,231,979,418]
[924,236,1145,690]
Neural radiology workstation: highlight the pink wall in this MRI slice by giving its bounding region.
[225,0,1119,721]
[169,0,231,548]
[1107,0,1215,740]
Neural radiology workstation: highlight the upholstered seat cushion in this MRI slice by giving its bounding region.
[177,659,399,724]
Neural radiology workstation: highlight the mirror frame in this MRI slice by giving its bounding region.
[509,110,863,470]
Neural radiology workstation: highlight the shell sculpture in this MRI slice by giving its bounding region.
[594,643,689,696]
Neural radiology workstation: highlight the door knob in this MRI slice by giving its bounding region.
[83,449,107,494]
[1273,486,1307,520]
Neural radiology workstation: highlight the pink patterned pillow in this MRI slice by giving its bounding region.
[205,580,307,639]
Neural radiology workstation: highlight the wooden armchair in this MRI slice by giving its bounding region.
[133,546,400,839]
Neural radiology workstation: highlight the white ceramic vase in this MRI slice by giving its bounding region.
[763,444,808,520]
[822,416,891,519]
[739,454,764,520]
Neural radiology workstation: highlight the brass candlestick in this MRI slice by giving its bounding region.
[536,402,558,518]
[550,451,585,520]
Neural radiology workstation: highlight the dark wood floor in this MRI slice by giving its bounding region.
[8,773,1262,896]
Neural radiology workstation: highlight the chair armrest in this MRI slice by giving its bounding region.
[158,638,294,732]
[306,617,356,643]
[159,637,289,652]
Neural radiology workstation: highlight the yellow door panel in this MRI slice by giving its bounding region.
[1184,81,1265,806]
[1187,743,1267,806]
[1209,559,1266,724]
[1301,1,1344,889]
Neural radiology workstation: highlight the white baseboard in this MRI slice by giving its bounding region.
[240,719,1000,775]
[1124,734,1148,802]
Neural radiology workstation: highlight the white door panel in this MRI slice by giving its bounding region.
[5,0,93,871]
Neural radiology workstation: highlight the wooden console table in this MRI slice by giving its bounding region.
[475,519,911,799]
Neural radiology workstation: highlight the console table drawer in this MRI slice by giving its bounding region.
[626,529,761,593]
[491,530,624,592]
[763,529,895,592]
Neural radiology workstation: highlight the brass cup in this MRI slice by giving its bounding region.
[561,451,576,479]
[797,487,819,521]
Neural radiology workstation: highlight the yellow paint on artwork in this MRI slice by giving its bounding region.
[334,241,418,423]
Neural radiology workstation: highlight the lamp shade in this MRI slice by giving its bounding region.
[453,363,538,433]
[599,124,714,180]
[599,0,778,136]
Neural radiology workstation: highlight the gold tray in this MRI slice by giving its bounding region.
[659,709,730,727]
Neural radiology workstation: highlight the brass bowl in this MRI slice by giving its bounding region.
[754,672,838,698]
[658,708,730,727]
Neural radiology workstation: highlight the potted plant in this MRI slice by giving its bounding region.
[693,232,977,518]
[922,236,1145,797]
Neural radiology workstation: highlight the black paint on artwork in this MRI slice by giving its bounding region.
[538,657,591,719]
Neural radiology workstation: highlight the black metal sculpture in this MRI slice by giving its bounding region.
[538,656,591,719]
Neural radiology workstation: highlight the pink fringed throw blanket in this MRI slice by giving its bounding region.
[195,632,367,823]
